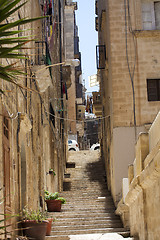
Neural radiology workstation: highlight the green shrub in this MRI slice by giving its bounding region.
[44,191,66,204]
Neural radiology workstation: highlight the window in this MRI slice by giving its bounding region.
[96,45,106,69]
[154,1,160,29]
[147,79,160,101]
[49,104,55,127]
[142,1,160,30]
[3,116,9,139]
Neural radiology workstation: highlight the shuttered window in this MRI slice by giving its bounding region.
[147,79,160,101]
[154,1,160,28]
[142,2,155,30]
[142,1,160,30]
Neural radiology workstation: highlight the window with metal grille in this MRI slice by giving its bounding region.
[147,79,160,101]
[96,45,106,69]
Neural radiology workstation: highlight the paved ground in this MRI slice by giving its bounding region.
[46,150,132,240]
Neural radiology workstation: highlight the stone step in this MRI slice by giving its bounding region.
[46,231,131,240]
[60,191,111,196]
[61,207,115,213]
[62,202,115,208]
[63,187,107,191]
[63,180,106,184]
[52,222,124,231]
[53,221,123,228]
[46,151,130,239]
[62,196,113,201]
[48,228,130,236]
[53,218,122,226]
[60,198,112,203]
[48,212,120,219]
[63,183,107,188]
[60,190,111,196]
[63,201,115,206]
[60,207,116,214]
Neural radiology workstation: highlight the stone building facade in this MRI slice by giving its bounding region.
[117,111,160,240]
[96,0,160,204]
[64,0,85,142]
[0,0,78,238]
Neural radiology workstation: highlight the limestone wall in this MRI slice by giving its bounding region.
[117,111,160,239]
[64,4,77,136]
[97,0,160,206]
[0,1,68,238]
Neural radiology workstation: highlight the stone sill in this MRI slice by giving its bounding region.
[133,30,160,38]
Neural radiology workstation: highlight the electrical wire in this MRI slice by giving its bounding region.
[45,110,109,123]
[124,0,137,140]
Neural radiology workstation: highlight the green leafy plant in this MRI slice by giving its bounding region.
[49,169,56,176]
[22,207,47,223]
[44,191,66,204]
[0,0,46,93]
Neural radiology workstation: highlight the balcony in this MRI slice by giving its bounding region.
[96,45,106,69]
[92,92,102,117]
[65,0,77,10]
[32,41,53,92]
[95,0,98,15]
[35,41,46,65]
[95,17,98,31]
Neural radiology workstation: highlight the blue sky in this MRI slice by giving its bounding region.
[76,0,99,94]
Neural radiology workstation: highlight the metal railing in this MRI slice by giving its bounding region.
[35,41,46,65]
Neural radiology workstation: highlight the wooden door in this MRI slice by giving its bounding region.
[3,115,11,237]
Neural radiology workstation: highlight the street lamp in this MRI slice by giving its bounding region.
[64,59,80,67]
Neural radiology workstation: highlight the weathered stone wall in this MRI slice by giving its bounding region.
[64,3,77,137]
[97,0,160,204]
[0,1,68,238]
[119,111,160,239]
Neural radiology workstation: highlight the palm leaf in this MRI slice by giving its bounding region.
[0,0,47,92]
[0,0,26,23]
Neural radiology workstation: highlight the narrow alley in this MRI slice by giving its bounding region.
[1,1,160,239]
[46,151,133,240]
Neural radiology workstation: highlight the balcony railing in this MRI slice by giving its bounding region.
[35,41,46,65]
[96,45,106,69]
[95,0,98,15]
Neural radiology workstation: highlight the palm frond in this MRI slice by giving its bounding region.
[0,0,46,92]
[0,0,26,23]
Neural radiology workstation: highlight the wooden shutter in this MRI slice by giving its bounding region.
[154,1,160,29]
[142,2,155,30]
[147,79,160,101]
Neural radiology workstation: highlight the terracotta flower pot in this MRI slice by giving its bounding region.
[45,199,62,212]
[21,220,48,240]
[46,218,53,236]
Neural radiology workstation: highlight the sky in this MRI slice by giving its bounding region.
[75,0,99,94]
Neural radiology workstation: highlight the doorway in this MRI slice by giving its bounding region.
[3,114,11,237]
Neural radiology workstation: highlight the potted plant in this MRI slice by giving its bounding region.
[21,207,48,240]
[46,218,54,236]
[44,191,66,212]
[49,169,56,176]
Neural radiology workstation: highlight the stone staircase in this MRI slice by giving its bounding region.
[46,151,131,240]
